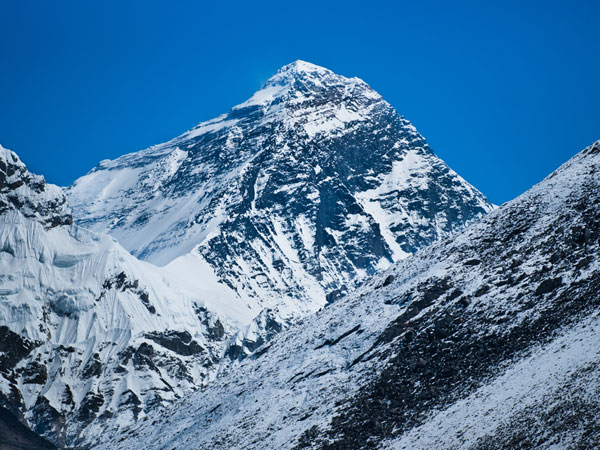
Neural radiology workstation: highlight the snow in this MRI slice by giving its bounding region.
[67,59,489,282]
[163,252,256,326]
[181,115,239,140]
[302,105,365,138]
[0,148,249,444]
[234,84,290,109]
[270,60,332,80]
[355,151,429,260]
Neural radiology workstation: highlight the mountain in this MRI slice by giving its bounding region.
[0,145,245,447]
[100,141,600,450]
[67,61,493,334]
[0,62,495,448]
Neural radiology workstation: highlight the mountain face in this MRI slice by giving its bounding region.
[0,145,238,447]
[100,141,600,450]
[67,61,493,328]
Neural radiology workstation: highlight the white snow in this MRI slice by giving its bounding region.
[234,84,290,109]
[181,115,239,140]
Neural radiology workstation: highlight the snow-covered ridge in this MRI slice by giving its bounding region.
[100,140,600,449]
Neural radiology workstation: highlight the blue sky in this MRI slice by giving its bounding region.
[1,0,598,204]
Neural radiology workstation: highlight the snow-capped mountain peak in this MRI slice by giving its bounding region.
[263,60,334,88]
[233,60,375,112]
[276,59,331,75]
[67,62,493,342]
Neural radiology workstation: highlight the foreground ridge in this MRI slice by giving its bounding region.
[102,141,600,449]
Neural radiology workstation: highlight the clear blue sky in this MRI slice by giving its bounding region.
[1,0,598,204]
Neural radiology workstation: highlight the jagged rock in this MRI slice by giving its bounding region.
[145,331,205,356]
[0,326,38,375]
[535,277,563,296]
[0,145,72,228]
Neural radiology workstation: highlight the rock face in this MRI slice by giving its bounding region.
[0,145,236,447]
[0,145,72,228]
[100,141,600,450]
[67,61,493,326]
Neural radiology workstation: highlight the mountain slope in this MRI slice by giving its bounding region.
[68,61,493,326]
[0,406,57,450]
[0,145,243,447]
[100,141,600,450]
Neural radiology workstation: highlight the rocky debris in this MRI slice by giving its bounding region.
[535,277,563,295]
[469,363,600,450]
[314,325,362,350]
[464,258,482,266]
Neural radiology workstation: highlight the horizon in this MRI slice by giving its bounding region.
[1,0,599,204]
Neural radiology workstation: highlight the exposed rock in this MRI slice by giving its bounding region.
[0,405,56,450]
[535,277,563,296]
[145,331,205,357]
[0,145,72,228]
[68,60,493,331]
